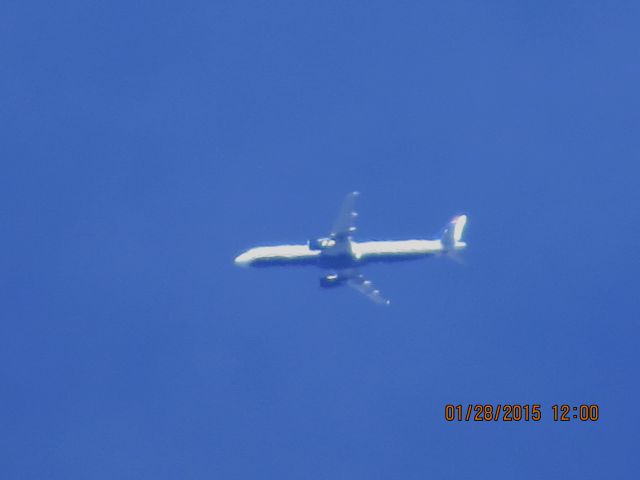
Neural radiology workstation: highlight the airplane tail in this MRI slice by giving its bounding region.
[440,214,467,252]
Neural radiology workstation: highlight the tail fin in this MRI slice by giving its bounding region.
[441,215,467,251]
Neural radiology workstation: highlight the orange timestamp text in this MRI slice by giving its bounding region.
[444,404,600,422]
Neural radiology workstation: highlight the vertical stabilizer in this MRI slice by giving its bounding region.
[441,215,467,251]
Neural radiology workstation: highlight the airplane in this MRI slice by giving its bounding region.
[234,192,467,305]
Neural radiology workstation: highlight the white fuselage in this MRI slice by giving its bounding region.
[234,239,465,268]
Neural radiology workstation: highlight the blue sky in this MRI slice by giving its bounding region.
[2,1,639,478]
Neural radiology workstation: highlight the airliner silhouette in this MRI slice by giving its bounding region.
[235,192,467,305]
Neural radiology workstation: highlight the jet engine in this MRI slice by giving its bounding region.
[319,273,347,288]
[308,237,337,251]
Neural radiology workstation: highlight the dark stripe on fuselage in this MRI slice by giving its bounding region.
[318,253,357,270]
[250,257,319,267]
[249,252,435,268]
[361,253,436,264]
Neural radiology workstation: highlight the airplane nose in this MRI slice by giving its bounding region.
[234,253,251,267]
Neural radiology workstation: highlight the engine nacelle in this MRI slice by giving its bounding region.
[320,273,347,288]
[308,237,337,251]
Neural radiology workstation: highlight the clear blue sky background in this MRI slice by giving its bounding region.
[2,1,639,478]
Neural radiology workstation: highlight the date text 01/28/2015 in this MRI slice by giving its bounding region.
[444,404,599,422]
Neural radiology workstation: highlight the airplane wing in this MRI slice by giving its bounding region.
[330,191,360,239]
[345,271,391,306]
